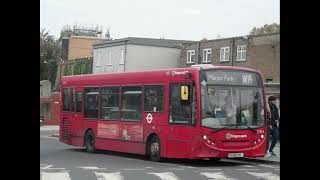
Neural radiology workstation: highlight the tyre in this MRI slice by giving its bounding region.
[85,130,96,153]
[149,136,161,162]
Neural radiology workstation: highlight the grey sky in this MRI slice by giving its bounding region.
[40,0,279,40]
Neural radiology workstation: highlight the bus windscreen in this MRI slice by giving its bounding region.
[200,70,265,130]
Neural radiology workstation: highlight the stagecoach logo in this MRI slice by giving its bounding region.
[226,133,247,139]
[146,113,153,123]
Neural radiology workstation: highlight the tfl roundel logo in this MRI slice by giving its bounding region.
[226,133,231,139]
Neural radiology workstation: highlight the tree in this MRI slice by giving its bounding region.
[40,29,66,88]
[249,23,280,35]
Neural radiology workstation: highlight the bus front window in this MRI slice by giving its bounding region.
[200,70,265,129]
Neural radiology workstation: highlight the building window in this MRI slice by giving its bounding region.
[101,87,120,120]
[266,78,273,83]
[107,51,112,65]
[203,48,212,63]
[236,45,247,61]
[220,47,230,62]
[187,50,195,64]
[84,87,100,118]
[96,51,101,67]
[120,50,124,65]
[121,86,142,121]
[144,85,164,112]
[75,91,83,112]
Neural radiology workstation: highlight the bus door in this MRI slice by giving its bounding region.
[61,88,74,142]
[72,88,84,141]
[167,83,197,158]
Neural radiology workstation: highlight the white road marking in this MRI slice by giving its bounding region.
[237,168,259,171]
[145,167,154,169]
[163,168,184,171]
[148,172,180,180]
[247,172,280,180]
[40,164,65,170]
[77,166,106,170]
[240,165,255,168]
[94,172,123,180]
[258,164,278,169]
[42,165,53,169]
[41,172,71,180]
[178,166,195,169]
[40,136,58,139]
[200,172,233,180]
[123,168,146,171]
[199,168,222,171]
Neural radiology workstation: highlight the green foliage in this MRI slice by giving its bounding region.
[249,23,280,35]
[63,58,93,76]
[40,28,66,87]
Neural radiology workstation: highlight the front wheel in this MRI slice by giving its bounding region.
[85,130,96,153]
[149,136,161,162]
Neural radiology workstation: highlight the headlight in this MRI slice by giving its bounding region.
[260,134,264,139]
[203,135,207,140]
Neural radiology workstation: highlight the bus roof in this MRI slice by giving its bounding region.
[62,66,261,86]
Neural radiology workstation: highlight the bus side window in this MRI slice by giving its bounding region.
[169,83,193,125]
[63,88,71,112]
[121,86,142,121]
[144,85,164,112]
[84,87,100,118]
[71,88,75,112]
[75,91,83,112]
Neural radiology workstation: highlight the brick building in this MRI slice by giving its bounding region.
[179,33,280,98]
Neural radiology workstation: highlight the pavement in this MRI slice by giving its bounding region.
[41,128,279,180]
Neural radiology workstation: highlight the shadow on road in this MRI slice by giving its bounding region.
[66,148,249,167]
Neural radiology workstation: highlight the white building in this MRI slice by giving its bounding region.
[92,37,193,73]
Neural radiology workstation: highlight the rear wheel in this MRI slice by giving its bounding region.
[149,136,161,162]
[85,130,96,153]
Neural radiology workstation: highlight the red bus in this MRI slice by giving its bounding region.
[59,65,268,161]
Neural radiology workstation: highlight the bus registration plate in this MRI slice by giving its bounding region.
[228,153,244,158]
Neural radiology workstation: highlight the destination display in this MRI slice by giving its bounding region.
[203,70,259,86]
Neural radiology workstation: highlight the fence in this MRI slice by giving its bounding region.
[62,57,93,76]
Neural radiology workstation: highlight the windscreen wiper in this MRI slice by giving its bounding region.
[211,126,227,134]
[221,123,257,133]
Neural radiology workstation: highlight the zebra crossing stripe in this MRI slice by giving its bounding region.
[94,172,123,180]
[258,164,278,169]
[148,172,180,180]
[41,172,71,180]
[77,166,106,170]
[200,172,233,180]
[247,172,280,180]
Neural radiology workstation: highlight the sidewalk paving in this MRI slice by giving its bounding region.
[40,125,59,131]
[237,143,280,165]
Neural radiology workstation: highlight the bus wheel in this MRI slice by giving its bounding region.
[149,136,161,162]
[85,130,96,153]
